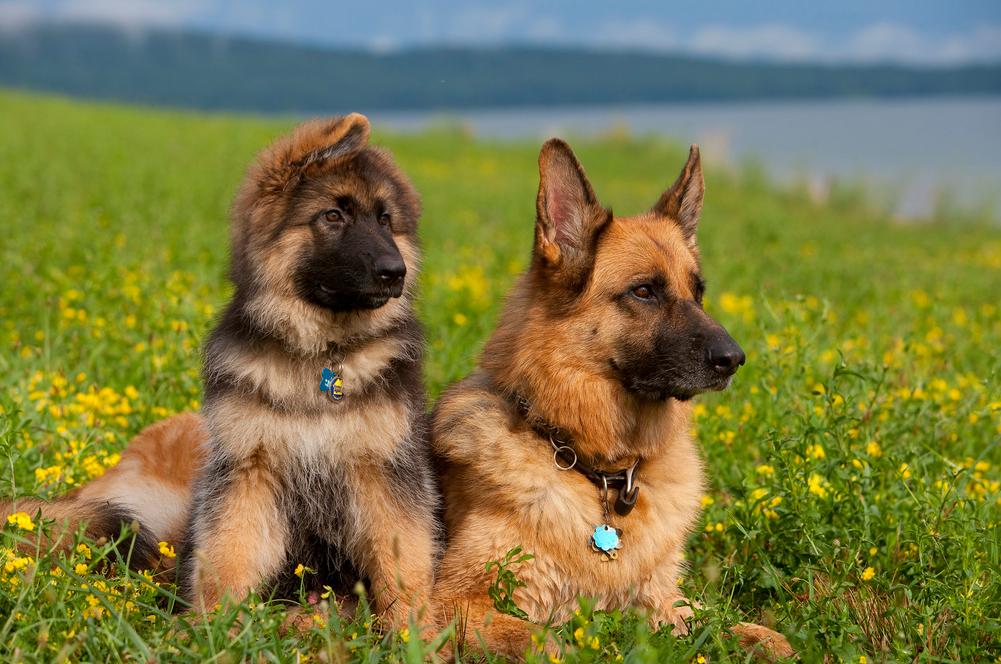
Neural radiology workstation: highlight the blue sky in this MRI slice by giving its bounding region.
[2,0,999,64]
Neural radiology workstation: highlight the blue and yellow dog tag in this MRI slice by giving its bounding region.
[319,367,344,402]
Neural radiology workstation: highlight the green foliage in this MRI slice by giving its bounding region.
[486,546,535,620]
[1,90,1000,662]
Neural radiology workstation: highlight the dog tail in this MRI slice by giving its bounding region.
[1,412,210,576]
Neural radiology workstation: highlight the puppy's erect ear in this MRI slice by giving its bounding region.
[291,113,371,172]
[250,114,371,196]
[651,144,703,248]
[535,138,611,285]
[311,113,371,162]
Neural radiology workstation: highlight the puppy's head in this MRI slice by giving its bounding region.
[230,114,421,314]
[226,115,422,350]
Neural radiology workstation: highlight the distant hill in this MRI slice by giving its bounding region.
[2,24,1000,113]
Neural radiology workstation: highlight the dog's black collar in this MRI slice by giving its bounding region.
[513,394,640,517]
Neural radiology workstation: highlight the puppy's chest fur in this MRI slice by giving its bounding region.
[189,330,424,595]
[204,332,419,465]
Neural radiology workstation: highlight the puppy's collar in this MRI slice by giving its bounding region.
[513,395,640,517]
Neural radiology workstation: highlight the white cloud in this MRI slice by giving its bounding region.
[590,19,681,51]
[844,23,924,62]
[368,35,398,54]
[524,16,563,41]
[598,21,1001,65]
[689,24,820,61]
[56,0,204,30]
[4,3,1000,65]
[837,22,1001,64]
[918,24,1001,65]
[446,6,530,44]
[0,1,41,32]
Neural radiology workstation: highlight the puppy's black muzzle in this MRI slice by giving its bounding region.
[374,253,407,296]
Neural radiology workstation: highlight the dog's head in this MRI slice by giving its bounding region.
[488,139,743,405]
[228,115,422,348]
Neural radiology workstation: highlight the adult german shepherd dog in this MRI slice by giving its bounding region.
[2,114,439,625]
[431,140,793,659]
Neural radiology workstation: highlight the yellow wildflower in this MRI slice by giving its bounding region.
[808,474,828,499]
[6,512,35,531]
[861,567,875,581]
[158,542,176,558]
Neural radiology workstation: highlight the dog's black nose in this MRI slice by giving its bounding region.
[707,336,746,377]
[375,254,407,289]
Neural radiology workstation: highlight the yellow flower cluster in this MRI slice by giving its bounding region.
[1,549,35,588]
[807,474,829,499]
[750,488,783,519]
[6,512,35,531]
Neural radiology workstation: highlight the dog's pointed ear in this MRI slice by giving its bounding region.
[651,144,703,247]
[309,113,371,163]
[535,138,611,283]
[312,113,372,162]
[254,114,371,195]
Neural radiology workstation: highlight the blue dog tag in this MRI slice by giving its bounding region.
[591,525,620,552]
[319,367,335,393]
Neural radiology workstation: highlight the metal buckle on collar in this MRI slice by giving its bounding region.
[613,459,640,517]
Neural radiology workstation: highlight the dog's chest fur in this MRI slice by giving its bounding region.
[204,331,420,466]
[436,379,703,623]
[512,449,702,622]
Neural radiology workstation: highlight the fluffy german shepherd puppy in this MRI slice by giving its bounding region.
[2,114,439,624]
[431,140,793,659]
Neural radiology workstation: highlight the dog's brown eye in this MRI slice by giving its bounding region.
[323,209,342,223]
[632,285,654,300]
[379,213,391,226]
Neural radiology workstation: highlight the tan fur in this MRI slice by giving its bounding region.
[0,413,208,576]
[71,412,208,546]
[432,141,793,661]
[187,450,288,611]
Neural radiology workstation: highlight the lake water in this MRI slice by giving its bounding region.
[367,96,1001,220]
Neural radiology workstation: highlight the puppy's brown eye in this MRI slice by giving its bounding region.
[632,285,654,300]
[379,213,391,226]
[323,209,342,223]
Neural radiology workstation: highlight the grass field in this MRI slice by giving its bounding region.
[1,89,999,663]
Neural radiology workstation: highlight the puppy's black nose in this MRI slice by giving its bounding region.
[375,255,407,290]
[707,336,746,377]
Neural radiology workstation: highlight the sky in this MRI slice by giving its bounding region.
[1,0,1000,65]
